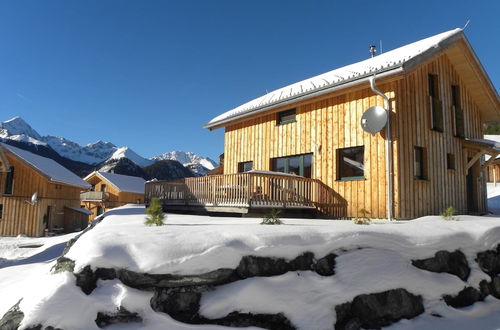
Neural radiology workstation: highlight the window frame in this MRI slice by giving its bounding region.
[270,153,313,178]
[277,108,296,125]
[337,146,365,181]
[451,85,465,138]
[428,74,444,132]
[238,161,253,173]
[414,146,428,180]
[4,166,14,195]
[447,153,455,170]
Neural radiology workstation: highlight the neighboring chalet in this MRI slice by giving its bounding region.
[81,171,145,220]
[0,143,91,237]
[485,135,500,185]
[146,28,500,219]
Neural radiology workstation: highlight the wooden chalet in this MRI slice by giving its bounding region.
[82,171,145,220]
[146,28,500,219]
[0,143,92,237]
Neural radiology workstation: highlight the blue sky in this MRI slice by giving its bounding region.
[0,0,498,161]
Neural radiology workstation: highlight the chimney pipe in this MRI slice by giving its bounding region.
[369,45,376,58]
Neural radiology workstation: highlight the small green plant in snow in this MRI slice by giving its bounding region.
[441,206,457,221]
[261,209,282,225]
[353,208,371,225]
[145,198,165,226]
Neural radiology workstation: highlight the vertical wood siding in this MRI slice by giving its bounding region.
[395,54,485,218]
[224,83,395,219]
[84,174,144,220]
[222,53,488,219]
[0,153,84,236]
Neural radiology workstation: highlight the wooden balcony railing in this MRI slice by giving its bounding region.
[80,191,109,202]
[145,171,346,217]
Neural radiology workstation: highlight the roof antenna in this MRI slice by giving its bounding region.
[463,19,470,30]
[379,40,383,54]
[369,45,376,58]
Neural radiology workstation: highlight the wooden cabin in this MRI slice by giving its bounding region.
[147,28,500,219]
[0,143,92,237]
[81,171,145,220]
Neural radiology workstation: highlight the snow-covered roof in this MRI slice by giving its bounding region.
[85,171,145,194]
[64,206,93,216]
[206,28,495,129]
[0,143,91,189]
[465,138,500,153]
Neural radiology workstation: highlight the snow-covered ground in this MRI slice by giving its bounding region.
[1,191,500,329]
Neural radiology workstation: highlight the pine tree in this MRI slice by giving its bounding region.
[145,198,165,226]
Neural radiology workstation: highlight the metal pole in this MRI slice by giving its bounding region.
[369,76,394,221]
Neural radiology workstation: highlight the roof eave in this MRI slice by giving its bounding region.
[204,66,405,130]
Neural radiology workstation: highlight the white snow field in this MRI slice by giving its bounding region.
[0,195,499,329]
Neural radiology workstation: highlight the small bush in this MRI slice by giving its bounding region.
[145,198,165,226]
[353,208,371,225]
[261,209,282,225]
[441,206,457,221]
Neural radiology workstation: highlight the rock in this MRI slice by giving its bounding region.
[117,268,237,289]
[288,252,315,271]
[412,250,470,281]
[25,325,62,330]
[150,286,208,323]
[51,257,75,274]
[95,268,117,281]
[476,245,500,278]
[207,311,296,330]
[0,300,24,330]
[335,289,424,330]
[95,307,142,328]
[443,287,486,308]
[479,277,500,299]
[236,256,290,278]
[75,265,97,295]
[314,253,337,276]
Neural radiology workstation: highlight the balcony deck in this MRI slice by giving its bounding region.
[145,171,347,217]
[80,191,108,202]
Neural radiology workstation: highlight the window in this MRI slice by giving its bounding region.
[428,74,443,132]
[4,166,14,195]
[451,85,464,137]
[338,146,365,180]
[0,204,3,219]
[101,184,107,192]
[277,108,296,125]
[414,147,427,180]
[238,161,253,173]
[447,153,455,170]
[271,153,313,178]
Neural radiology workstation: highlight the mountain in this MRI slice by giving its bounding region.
[42,137,117,165]
[143,160,195,180]
[109,146,153,168]
[151,151,217,176]
[98,157,147,178]
[151,151,217,169]
[0,116,214,179]
[0,116,42,140]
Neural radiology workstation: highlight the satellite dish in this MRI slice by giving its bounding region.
[361,106,388,134]
[26,192,38,205]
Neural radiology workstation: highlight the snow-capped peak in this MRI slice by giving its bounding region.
[151,151,217,170]
[0,116,42,140]
[110,146,153,168]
